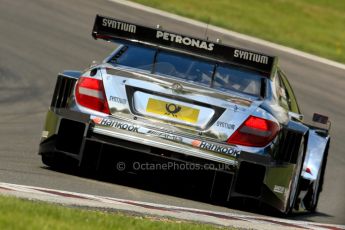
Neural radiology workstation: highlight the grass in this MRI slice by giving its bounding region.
[132,0,345,63]
[0,195,229,230]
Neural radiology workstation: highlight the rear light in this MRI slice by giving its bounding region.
[75,77,110,114]
[227,115,279,147]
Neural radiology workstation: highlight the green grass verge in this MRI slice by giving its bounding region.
[132,0,345,63]
[0,195,229,230]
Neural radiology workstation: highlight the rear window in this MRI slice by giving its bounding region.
[110,43,263,96]
[109,45,155,71]
[155,51,213,86]
[213,65,262,96]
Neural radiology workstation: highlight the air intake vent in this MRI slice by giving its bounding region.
[51,75,78,109]
[277,130,303,163]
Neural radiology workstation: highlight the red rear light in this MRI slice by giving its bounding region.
[75,77,110,114]
[227,116,279,147]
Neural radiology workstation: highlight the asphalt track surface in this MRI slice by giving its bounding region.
[0,0,344,225]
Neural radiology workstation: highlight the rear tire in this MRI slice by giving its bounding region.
[42,154,58,168]
[41,153,77,170]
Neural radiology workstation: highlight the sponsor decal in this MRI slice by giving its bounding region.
[94,118,139,133]
[234,49,269,65]
[102,18,136,33]
[273,185,286,194]
[192,140,239,157]
[156,31,214,51]
[109,96,127,104]
[191,140,202,147]
[92,117,239,157]
[216,121,235,130]
[147,130,182,142]
[93,117,183,142]
[92,117,103,124]
[165,103,181,117]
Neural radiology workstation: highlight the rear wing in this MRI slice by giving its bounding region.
[92,15,278,76]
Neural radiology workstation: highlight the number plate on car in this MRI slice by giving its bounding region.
[146,98,200,123]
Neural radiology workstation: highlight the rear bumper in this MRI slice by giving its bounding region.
[40,109,240,166]
[39,108,294,212]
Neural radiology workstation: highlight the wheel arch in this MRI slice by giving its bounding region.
[302,129,330,182]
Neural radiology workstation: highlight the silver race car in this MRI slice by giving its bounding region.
[39,15,330,214]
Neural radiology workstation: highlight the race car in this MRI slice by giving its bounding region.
[39,15,330,214]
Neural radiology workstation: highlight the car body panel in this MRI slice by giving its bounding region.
[303,129,330,181]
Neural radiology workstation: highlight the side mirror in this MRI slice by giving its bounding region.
[288,111,304,121]
[312,113,331,134]
[312,113,329,124]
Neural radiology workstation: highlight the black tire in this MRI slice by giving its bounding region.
[285,139,306,214]
[41,153,77,170]
[42,154,59,168]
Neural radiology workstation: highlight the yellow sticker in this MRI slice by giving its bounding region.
[146,98,200,123]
